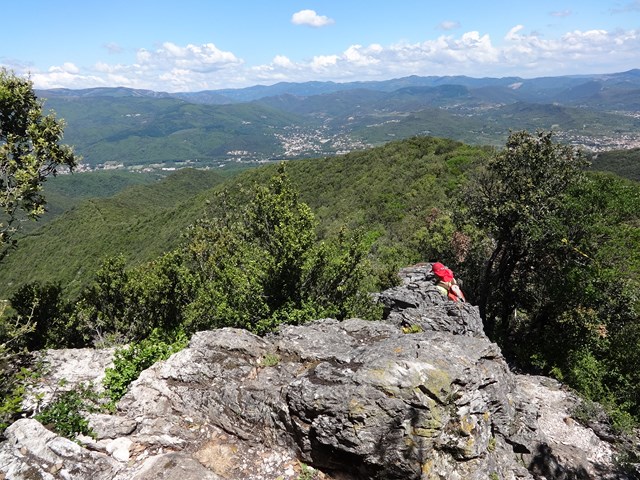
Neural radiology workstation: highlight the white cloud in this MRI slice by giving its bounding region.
[550,10,572,17]
[137,42,242,72]
[311,54,339,70]
[16,26,640,92]
[343,45,381,66]
[30,66,106,90]
[505,25,525,41]
[273,55,294,68]
[94,61,117,73]
[55,62,80,74]
[291,9,334,27]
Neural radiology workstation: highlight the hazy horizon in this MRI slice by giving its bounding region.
[3,0,639,93]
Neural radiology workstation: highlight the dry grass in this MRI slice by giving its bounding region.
[194,439,238,476]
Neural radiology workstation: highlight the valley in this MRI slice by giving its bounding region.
[39,70,640,173]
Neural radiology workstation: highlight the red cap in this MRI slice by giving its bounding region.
[432,262,454,282]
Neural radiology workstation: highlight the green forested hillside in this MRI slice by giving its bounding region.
[37,78,640,170]
[291,137,488,240]
[42,96,308,166]
[351,102,640,147]
[0,137,489,298]
[9,135,639,302]
[4,135,638,305]
[21,171,165,234]
[591,147,640,181]
[46,170,163,199]
[0,168,227,296]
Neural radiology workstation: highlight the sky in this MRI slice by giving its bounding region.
[1,0,639,92]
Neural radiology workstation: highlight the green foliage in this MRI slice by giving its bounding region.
[565,349,609,402]
[460,130,589,339]
[296,462,319,480]
[260,353,281,367]
[56,163,380,341]
[3,281,77,351]
[504,172,640,422]
[402,324,423,334]
[411,208,492,298]
[17,170,165,235]
[35,384,99,439]
[246,167,317,311]
[614,447,640,477]
[74,251,194,344]
[0,136,487,301]
[487,436,497,453]
[0,69,78,261]
[183,214,271,333]
[47,170,163,200]
[456,131,640,424]
[0,298,43,432]
[572,396,636,436]
[571,398,604,426]
[413,209,457,263]
[31,163,381,344]
[103,329,188,406]
[184,164,380,334]
[591,147,640,181]
[73,255,131,345]
[0,365,38,432]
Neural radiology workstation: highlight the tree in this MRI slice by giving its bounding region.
[460,130,589,340]
[72,252,194,345]
[4,281,73,351]
[184,163,379,334]
[0,71,79,433]
[513,172,640,423]
[0,68,78,260]
[243,164,317,313]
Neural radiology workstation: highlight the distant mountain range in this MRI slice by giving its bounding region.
[37,70,640,168]
[40,69,640,105]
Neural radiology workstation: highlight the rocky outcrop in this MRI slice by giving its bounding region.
[0,264,637,479]
[377,264,484,337]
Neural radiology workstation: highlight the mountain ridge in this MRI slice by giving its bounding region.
[37,69,640,104]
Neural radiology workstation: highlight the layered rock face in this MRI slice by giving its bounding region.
[0,265,635,479]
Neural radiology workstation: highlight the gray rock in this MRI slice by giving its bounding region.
[22,347,116,413]
[106,437,133,462]
[377,264,486,337]
[126,452,223,480]
[87,413,138,440]
[0,264,633,479]
[0,419,120,479]
[283,325,517,478]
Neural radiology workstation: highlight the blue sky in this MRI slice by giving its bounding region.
[2,0,639,92]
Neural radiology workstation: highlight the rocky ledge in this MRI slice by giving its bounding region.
[0,264,637,479]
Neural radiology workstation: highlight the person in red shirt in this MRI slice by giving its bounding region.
[432,262,465,302]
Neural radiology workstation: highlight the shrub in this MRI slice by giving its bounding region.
[0,365,38,432]
[103,329,188,406]
[35,384,99,439]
